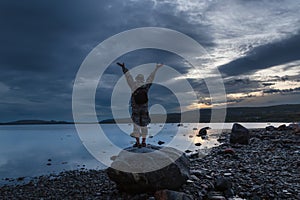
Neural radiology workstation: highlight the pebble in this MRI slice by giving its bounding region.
[223,148,235,154]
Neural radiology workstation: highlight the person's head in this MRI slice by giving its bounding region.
[135,74,145,83]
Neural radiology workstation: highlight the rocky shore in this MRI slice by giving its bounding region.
[185,125,300,199]
[0,124,299,199]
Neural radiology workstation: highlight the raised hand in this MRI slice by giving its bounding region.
[156,63,163,68]
[117,62,125,68]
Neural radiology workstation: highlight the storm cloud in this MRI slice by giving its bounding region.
[0,0,299,121]
[219,32,300,76]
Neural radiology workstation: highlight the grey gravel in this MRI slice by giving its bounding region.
[184,127,300,199]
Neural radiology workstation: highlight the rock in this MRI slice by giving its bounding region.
[16,177,25,181]
[203,126,211,130]
[188,152,199,159]
[202,136,208,140]
[155,190,193,200]
[107,145,190,193]
[215,177,232,191]
[224,188,234,198]
[230,123,250,145]
[277,124,287,131]
[197,127,211,137]
[288,123,300,133]
[223,148,235,155]
[207,191,226,200]
[158,141,165,145]
[190,169,207,178]
[223,173,232,177]
[195,143,202,146]
[266,125,276,131]
[177,123,184,127]
[190,175,200,182]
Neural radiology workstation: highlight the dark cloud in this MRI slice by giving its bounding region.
[0,0,299,121]
[262,83,275,87]
[223,77,261,94]
[0,0,213,121]
[263,87,300,94]
[219,32,300,76]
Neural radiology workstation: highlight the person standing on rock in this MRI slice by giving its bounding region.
[117,62,163,147]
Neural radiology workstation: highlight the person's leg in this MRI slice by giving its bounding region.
[132,124,141,147]
[131,124,141,137]
[141,126,148,146]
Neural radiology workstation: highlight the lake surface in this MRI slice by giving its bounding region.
[0,122,287,185]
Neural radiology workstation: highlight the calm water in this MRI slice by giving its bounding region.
[0,122,287,185]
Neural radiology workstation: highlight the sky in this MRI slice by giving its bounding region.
[0,0,300,122]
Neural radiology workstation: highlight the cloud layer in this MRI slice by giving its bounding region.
[0,0,299,121]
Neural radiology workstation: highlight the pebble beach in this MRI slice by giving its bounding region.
[0,125,299,200]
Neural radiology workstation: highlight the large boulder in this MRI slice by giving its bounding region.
[277,124,287,131]
[289,123,300,133]
[230,123,250,145]
[106,145,190,193]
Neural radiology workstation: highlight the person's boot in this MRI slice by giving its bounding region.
[133,138,141,148]
[141,138,147,147]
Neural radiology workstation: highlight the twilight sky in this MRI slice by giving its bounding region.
[0,0,300,122]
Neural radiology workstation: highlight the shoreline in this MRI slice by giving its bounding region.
[0,126,299,199]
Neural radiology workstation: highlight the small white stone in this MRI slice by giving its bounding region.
[224,173,232,176]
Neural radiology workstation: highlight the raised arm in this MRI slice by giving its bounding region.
[117,62,135,89]
[146,63,163,84]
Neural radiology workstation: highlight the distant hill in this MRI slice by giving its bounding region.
[0,120,73,125]
[223,104,300,122]
[1,104,299,125]
[100,104,300,123]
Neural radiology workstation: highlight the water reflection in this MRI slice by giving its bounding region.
[0,125,103,185]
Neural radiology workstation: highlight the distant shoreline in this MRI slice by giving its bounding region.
[0,120,74,126]
[1,104,299,125]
